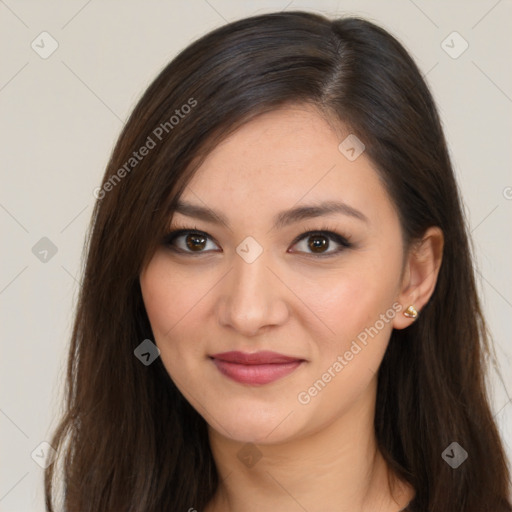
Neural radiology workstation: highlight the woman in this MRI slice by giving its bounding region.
[45,10,512,512]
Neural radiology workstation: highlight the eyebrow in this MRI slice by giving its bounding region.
[173,199,368,230]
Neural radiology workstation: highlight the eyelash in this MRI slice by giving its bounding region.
[161,223,353,258]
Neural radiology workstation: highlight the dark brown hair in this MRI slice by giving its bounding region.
[45,11,511,511]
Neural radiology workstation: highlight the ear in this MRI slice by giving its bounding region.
[393,226,444,329]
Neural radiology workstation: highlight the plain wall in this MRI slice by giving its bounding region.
[1,1,511,509]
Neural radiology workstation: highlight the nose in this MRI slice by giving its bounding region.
[216,248,289,337]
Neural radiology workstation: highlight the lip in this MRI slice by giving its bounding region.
[210,351,305,385]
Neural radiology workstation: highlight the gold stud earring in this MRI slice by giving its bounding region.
[403,305,418,319]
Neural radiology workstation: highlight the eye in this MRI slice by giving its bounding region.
[162,228,221,254]
[162,224,352,257]
[289,228,352,257]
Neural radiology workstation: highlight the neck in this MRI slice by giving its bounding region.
[205,381,413,512]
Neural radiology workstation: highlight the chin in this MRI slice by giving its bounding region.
[203,401,305,445]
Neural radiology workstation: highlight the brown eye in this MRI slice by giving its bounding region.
[185,233,207,251]
[290,230,351,257]
[307,234,329,253]
[163,229,220,254]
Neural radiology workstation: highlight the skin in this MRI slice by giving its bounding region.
[139,105,443,512]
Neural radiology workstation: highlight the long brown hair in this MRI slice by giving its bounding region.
[45,11,511,511]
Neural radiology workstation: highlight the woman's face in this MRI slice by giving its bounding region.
[140,105,408,444]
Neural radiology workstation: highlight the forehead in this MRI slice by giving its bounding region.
[188,105,343,189]
[177,105,396,228]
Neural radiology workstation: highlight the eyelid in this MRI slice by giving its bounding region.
[291,223,351,245]
[288,224,352,257]
[162,223,352,257]
[162,227,222,254]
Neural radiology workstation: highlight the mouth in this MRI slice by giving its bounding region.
[209,350,305,385]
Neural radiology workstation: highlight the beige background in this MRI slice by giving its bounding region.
[1,0,511,509]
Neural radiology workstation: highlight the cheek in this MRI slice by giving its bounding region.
[292,269,400,420]
[139,254,210,362]
[300,245,403,370]
[311,265,399,337]
[140,263,180,337]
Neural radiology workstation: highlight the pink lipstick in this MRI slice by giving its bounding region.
[210,350,304,385]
